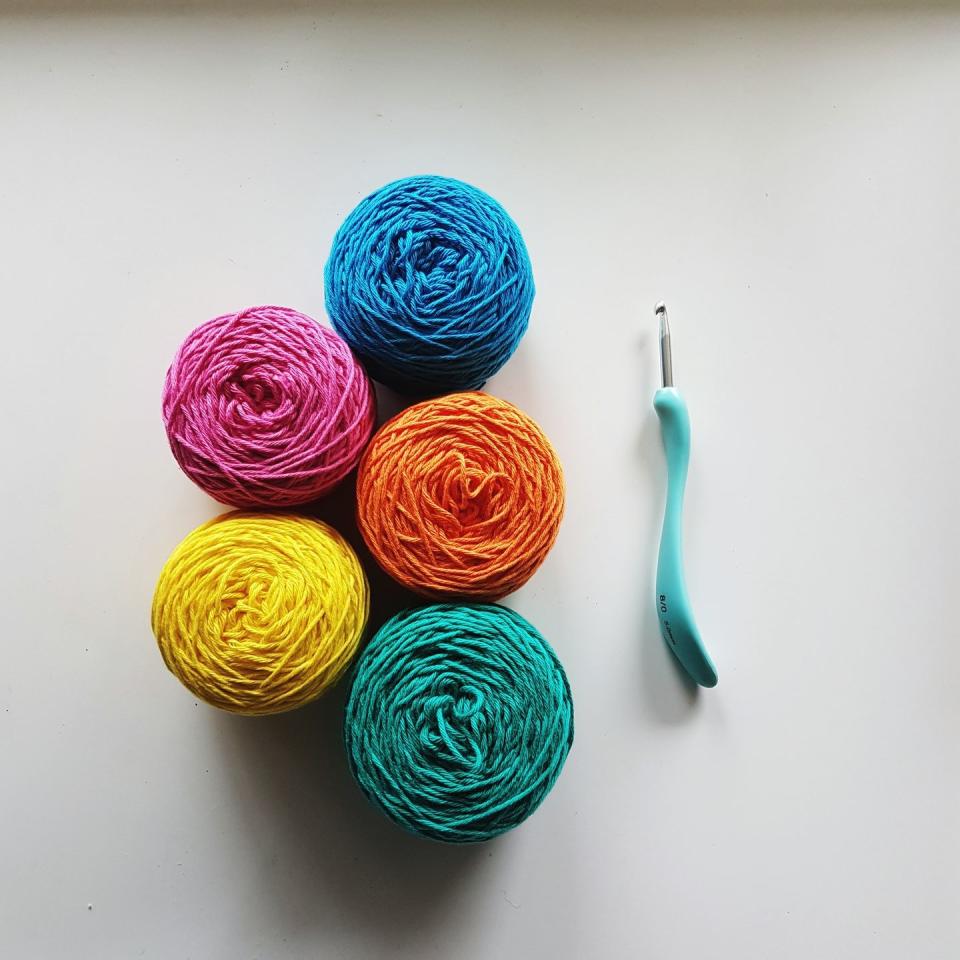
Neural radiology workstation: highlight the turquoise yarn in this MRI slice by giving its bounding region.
[344,604,573,843]
[324,175,535,395]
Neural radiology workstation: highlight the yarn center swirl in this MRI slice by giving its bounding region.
[388,231,469,313]
[224,362,294,428]
[427,453,513,530]
[227,366,281,414]
[418,678,489,772]
[220,562,305,643]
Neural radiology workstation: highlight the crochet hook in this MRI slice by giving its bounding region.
[653,303,718,688]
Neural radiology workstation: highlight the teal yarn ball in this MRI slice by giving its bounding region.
[344,604,573,843]
[324,175,535,395]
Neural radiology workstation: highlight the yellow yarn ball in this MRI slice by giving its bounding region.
[151,512,369,716]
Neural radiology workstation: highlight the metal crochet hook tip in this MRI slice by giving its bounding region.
[656,302,673,388]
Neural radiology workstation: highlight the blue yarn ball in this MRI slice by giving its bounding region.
[324,175,535,395]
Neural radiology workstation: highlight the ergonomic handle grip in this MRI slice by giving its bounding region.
[654,387,718,688]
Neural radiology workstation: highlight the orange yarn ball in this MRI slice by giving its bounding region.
[356,392,564,600]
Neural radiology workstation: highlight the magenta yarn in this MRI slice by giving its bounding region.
[163,305,375,507]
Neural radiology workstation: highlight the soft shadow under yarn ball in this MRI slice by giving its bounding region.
[324,175,535,395]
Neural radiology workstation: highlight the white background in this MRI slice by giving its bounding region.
[1,2,958,958]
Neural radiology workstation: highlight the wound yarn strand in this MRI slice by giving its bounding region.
[344,604,574,843]
[152,512,369,716]
[356,392,564,600]
[163,305,375,507]
[325,175,535,395]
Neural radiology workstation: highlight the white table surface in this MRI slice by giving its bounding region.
[2,2,958,958]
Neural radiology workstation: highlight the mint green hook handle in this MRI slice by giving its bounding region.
[654,387,718,688]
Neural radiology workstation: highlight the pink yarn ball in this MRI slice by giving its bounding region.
[163,305,375,507]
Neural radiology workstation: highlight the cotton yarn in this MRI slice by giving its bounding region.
[344,604,573,842]
[152,512,369,716]
[356,392,564,600]
[324,175,535,395]
[163,305,375,507]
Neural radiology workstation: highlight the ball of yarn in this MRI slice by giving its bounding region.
[324,175,535,394]
[357,392,564,600]
[163,305,375,507]
[151,512,369,716]
[345,604,574,842]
